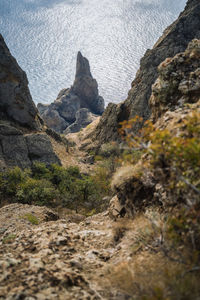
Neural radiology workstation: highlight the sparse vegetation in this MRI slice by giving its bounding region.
[108,210,200,299]
[106,112,200,299]
[0,162,109,213]
[120,112,200,206]
[112,219,131,243]
[93,142,122,196]
[21,213,39,225]
[2,234,16,244]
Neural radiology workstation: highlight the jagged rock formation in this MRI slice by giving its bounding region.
[64,108,97,134]
[110,39,200,217]
[150,39,200,122]
[92,0,200,144]
[38,52,104,134]
[0,34,61,169]
[0,35,42,130]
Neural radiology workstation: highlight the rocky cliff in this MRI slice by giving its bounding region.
[93,0,200,144]
[110,39,200,218]
[38,52,104,134]
[0,35,42,130]
[0,35,60,169]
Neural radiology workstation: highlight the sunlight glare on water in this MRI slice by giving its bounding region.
[0,0,187,105]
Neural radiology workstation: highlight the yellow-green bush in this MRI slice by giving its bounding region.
[120,112,200,206]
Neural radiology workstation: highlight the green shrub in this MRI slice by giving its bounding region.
[4,167,30,195]
[16,178,58,206]
[31,162,52,180]
[0,163,110,213]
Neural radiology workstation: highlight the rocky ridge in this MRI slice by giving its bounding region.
[92,0,200,145]
[38,52,104,134]
[0,34,61,169]
[150,39,200,122]
[0,35,42,131]
[110,39,200,218]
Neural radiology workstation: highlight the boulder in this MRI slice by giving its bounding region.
[64,108,97,134]
[26,133,61,165]
[55,92,81,122]
[40,105,68,133]
[0,124,61,169]
[0,124,30,169]
[1,135,31,169]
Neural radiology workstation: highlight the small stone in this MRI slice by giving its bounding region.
[29,258,44,270]
[69,260,82,270]
[56,237,68,246]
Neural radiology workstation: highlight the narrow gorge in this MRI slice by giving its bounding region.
[0,0,200,299]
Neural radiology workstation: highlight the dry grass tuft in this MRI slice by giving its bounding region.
[108,210,200,299]
[108,261,135,295]
[111,164,143,192]
[112,219,132,243]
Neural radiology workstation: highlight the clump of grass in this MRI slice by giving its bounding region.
[2,234,16,244]
[112,219,131,243]
[21,213,39,225]
[108,261,135,295]
[108,251,200,299]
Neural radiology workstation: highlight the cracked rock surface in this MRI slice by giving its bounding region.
[0,204,136,299]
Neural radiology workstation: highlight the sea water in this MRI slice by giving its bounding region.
[0,0,186,105]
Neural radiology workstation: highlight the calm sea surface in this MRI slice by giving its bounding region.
[0,0,186,105]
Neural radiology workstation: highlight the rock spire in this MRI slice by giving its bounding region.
[38,52,104,134]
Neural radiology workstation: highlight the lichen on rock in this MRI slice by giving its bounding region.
[150,39,200,122]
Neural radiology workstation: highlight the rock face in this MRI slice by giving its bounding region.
[72,52,104,115]
[110,39,200,217]
[0,35,42,130]
[38,52,104,134]
[64,108,97,134]
[111,165,155,217]
[0,34,61,169]
[150,39,200,122]
[0,123,60,170]
[93,0,200,144]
